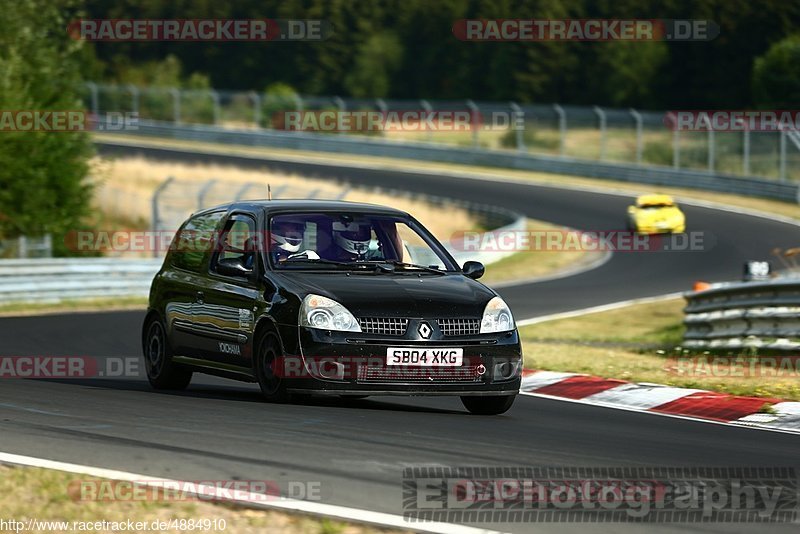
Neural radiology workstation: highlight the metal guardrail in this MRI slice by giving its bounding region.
[103,119,800,203]
[683,278,800,350]
[0,258,162,303]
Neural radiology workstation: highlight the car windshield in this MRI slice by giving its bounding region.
[639,203,674,209]
[268,212,455,271]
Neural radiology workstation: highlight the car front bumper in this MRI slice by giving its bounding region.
[286,327,522,396]
[635,222,685,234]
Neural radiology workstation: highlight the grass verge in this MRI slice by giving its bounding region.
[520,298,800,401]
[480,220,601,285]
[0,297,148,317]
[0,464,402,534]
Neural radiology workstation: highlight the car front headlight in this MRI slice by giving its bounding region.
[480,296,515,333]
[300,294,361,332]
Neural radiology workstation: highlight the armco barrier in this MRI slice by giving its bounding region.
[101,119,800,203]
[0,258,162,303]
[683,278,800,350]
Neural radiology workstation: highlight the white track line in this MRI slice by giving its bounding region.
[0,452,501,534]
[516,292,683,326]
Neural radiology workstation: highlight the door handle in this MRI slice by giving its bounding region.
[196,291,205,304]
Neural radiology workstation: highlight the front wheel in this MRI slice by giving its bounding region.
[461,395,516,415]
[254,330,290,403]
[142,316,193,390]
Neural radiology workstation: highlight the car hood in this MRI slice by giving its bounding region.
[635,206,684,223]
[271,271,496,318]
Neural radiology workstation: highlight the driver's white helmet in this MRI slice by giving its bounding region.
[333,220,371,256]
[271,219,305,253]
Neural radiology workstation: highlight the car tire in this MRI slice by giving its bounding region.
[461,395,516,415]
[254,330,291,403]
[142,316,193,390]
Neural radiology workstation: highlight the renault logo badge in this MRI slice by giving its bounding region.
[418,322,432,339]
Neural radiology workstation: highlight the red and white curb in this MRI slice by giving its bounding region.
[521,370,800,434]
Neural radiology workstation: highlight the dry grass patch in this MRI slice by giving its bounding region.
[0,465,406,534]
[89,156,478,241]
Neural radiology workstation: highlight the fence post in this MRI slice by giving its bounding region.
[629,108,643,164]
[43,234,52,258]
[151,177,174,258]
[86,82,99,116]
[510,102,524,152]
[249,91,262,127]
[553,104,566,156]
[742,128,750,175]
[128,84,139,115]
[466,100,480,148]
[375,99,387,137]
[17,236,27,259]
[593,106,607,160]
[235,182,256,200]
[420,100,433,142]
[197,179,218,209]
[209,89,220,125]
[333,96,345,134]
[708,128,715,172]
[780,130,787,182]
[673,128,681,169]
[169,88,181,124]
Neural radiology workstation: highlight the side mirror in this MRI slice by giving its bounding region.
[462,261,485,280]
[217,257,252,277]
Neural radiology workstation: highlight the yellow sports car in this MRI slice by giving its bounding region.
[627,194,685,234]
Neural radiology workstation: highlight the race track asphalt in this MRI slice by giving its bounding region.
[0,142,798,533]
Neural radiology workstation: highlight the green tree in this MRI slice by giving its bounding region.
[344,32,404,98]
[752,35,800,109]
[0,0,94,255]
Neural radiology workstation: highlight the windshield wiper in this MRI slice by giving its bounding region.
[379,260,448,275]
[280,257,382,271]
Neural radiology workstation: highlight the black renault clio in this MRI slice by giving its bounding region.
[143,200,522,415]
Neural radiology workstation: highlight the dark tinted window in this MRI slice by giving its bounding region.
[170,211,224,273]
[213,215,258,273]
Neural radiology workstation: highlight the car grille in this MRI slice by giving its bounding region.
[437,318,481,336]
[357,365,485,383]
[358,317,409,336]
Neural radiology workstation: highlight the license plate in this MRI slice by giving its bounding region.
[386,347,463,366]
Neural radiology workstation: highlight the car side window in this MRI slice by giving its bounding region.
[212,215,258,275]
[170,211,225,273]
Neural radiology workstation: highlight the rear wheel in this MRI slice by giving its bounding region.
[142,316,192,390]
[461,395,516,415]
[254,330,290,403]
